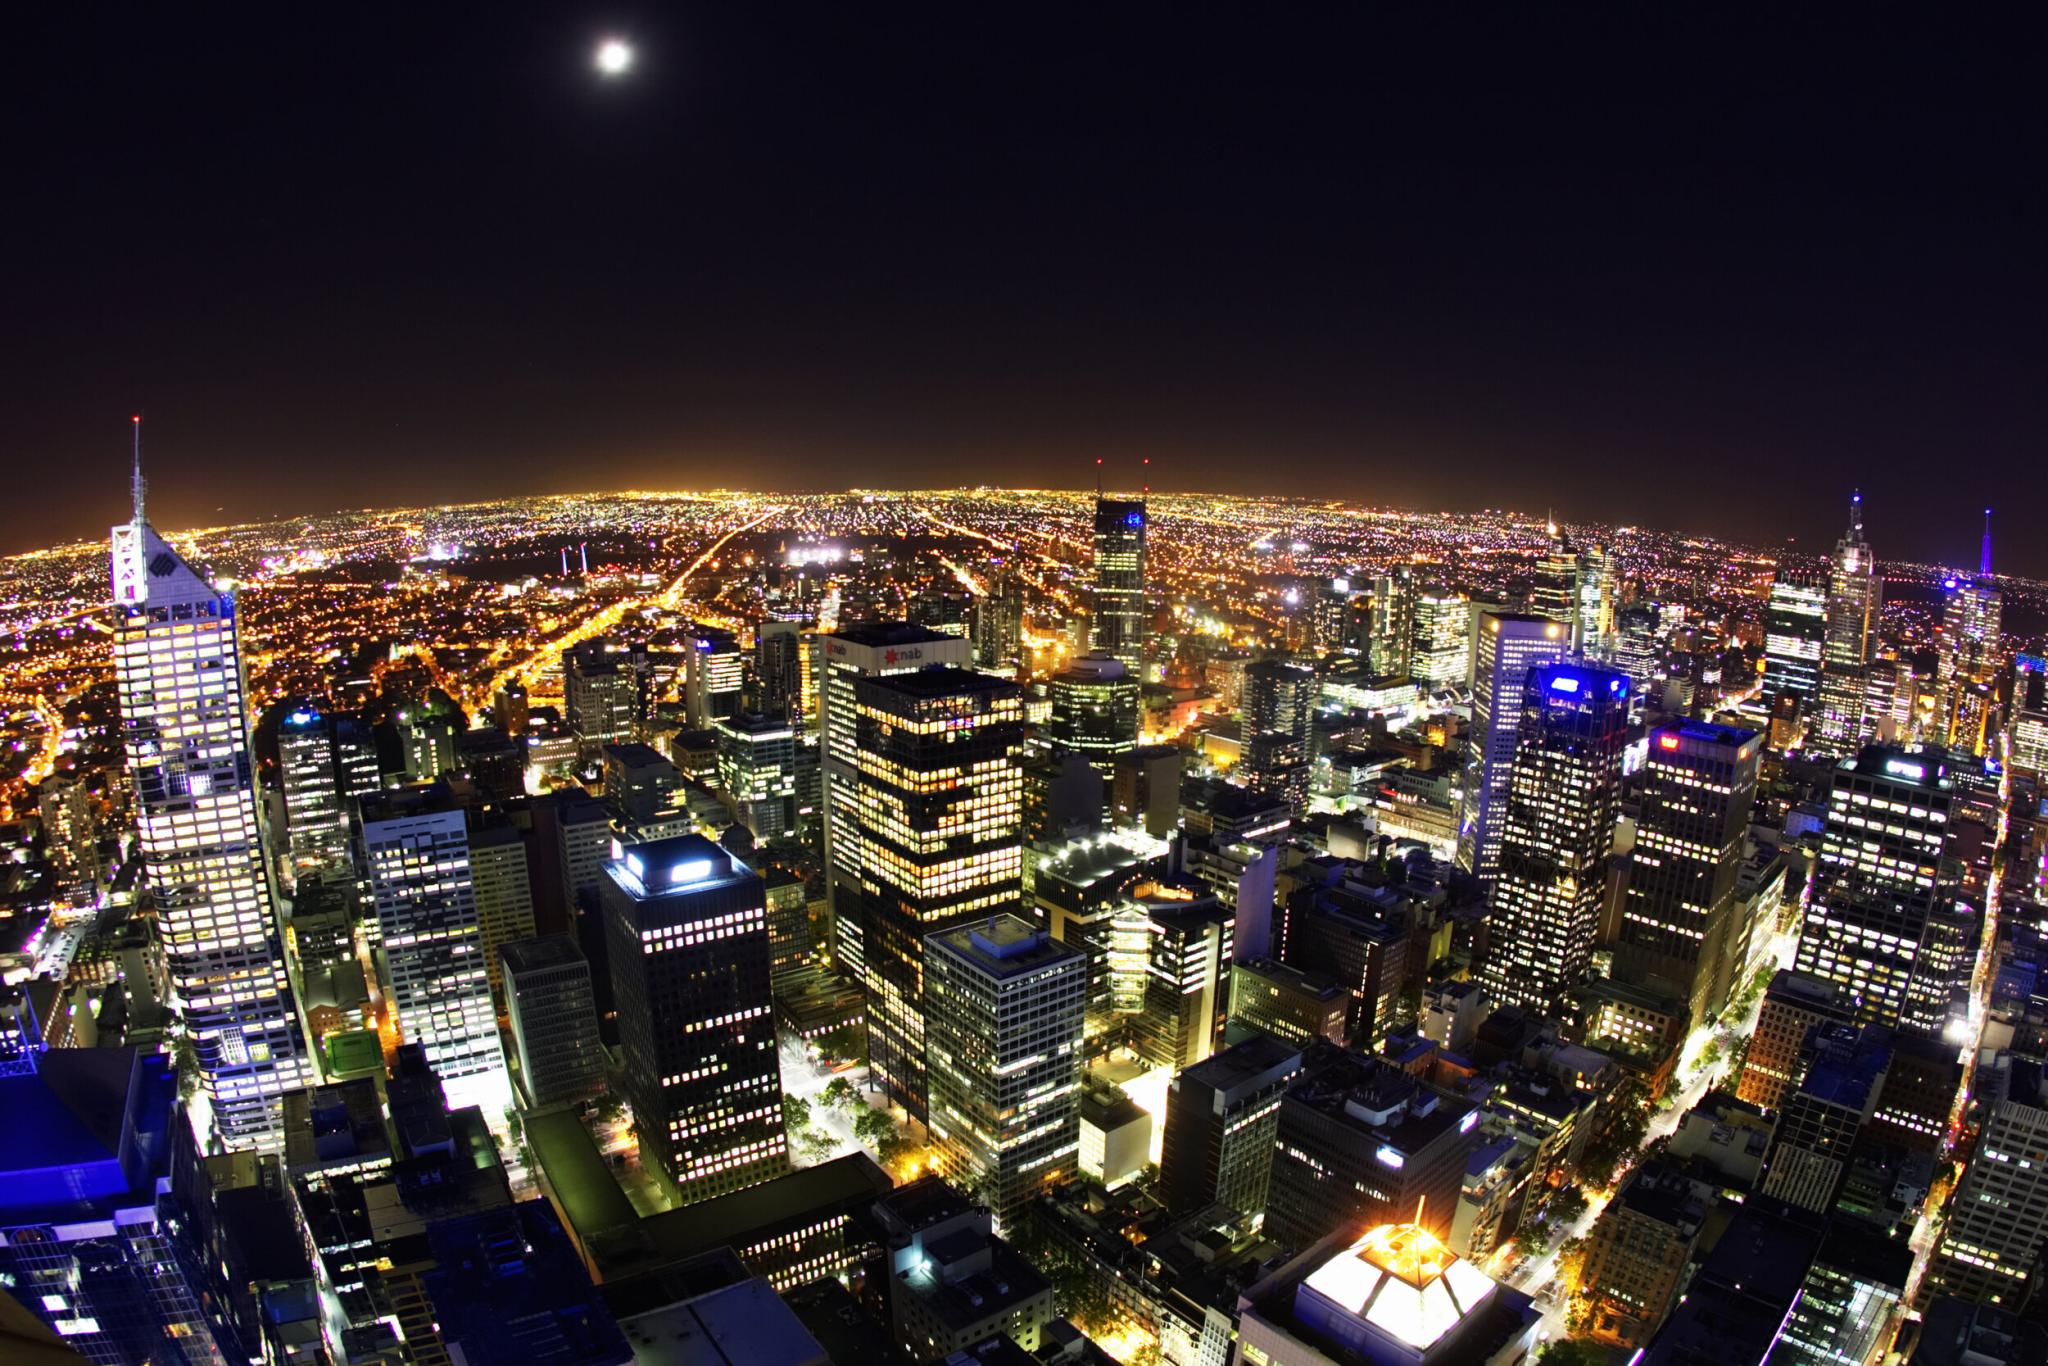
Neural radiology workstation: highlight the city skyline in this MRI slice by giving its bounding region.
[7,7,2047,572]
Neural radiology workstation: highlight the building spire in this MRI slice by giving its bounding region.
[1849,487,1862,536]
[130,414,146,525]
[1980,507,1993,578]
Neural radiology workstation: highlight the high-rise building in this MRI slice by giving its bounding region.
[357,787,509,1113]
[1313,576,1370,654]
[1091,496,1147,674]
[564,640,636,760]
[1131,892,1235,1070]
[1578,1162,1714,1348]
[602,740,681,824]
[467,822,536,1011]
[972,569,1025,672]
[1612,721,1763,1032]
[1758,1021,1890,1214]
[1369,568,1416,678]
[602,833,788,1202]
[686,625,746,729]
[715,711,798,839]
[1531,523,1580,635]
[1939,522,2004,748]
[2010,655,2048,781]
[850,666,1024,1120]
[1242,658,1316,814]
[1480,662,1629,1012]
[924,914,1085,1230]
[1044,651,1140,775]
[1762,567,1828,734]
[1776,1219,1912,1366]
[112,445,311,1148]
[1228,958,1349,1048]
[1408,588,1472,687]
[1576,543,1616,658]
[1735,970,1853,1113]
[279,704,358,880]
[1159,1033,1301,1223]
[500,934,606,1108]
[1794,746,1980,1039]
[1815,492,1882,750]
[1928,1049,2048,1305]
[753,619,805,718]
[816,622,972,982]
[1456,611,1568,886]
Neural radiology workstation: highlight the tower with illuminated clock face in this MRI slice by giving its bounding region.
[602,832,789,1204]
[111,421,311,1149]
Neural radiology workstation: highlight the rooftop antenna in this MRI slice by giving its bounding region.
[1849,487,1863,536]
[130,411,146,524]
[1141,456,1150,498]
[1980,507,1993,578]
[1094,457,1103,498]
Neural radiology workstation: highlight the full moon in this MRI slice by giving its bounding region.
[595,39,634,76]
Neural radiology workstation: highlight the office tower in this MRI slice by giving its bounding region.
[871,1179,1057,1360]
[499,934,606,1108]
[602,740,680,825]
[1776,1219,1912,1366]
[493,681,530,736]
[1612,721,1763,1032]
[1794,745,1980,1038]
[715,712,798,838]
[1456,611,1568,885]
[1762,567,1828,731]
[398,710,460,782]
[1079,1087,1152,1189]
[279,704,356,879]
[1613,601,1666,690]
[467,822,535,1010]
[816,622,972,981]
[1816,492,1882,749]
[1313,575,1368,654]
[753,619,805,716]
[924,914,1085,1229]
[764,867,811,989]
[1579,1163,1714,1348]
[0,1049,228,1363]
[972,568,1025,672]
[111,448,311,1148]
[456,726,525,804]
[1369,568,1416,677]
[564,640,635,759]
[1759,1022,1890,1214]
[1928,1050,2048,1305]
[1940,524,2004,746]
[851,666,1024,1120]
[2010,655,2048,780]
[1242,658,1316,813]
[1265,1042,1479,1249]
[37,770,98,895]
[1044,651,1140,775]
[1480,662,1629,1011]
[1281,869,1410,1047]
[357,787,508,1113]
[1576,543,1615,657]
[1407,587,1472,686]
[686,624,746,729]
[1133,893,1235,1070]
[1112,743,1182,838]
[1736,970,1853,1112]
[1229,958,1349,1048]
[1159,1033,1301,1222]
[603,833,788,1201]
[1531,522,1579,634]
[1091,495,1147,674]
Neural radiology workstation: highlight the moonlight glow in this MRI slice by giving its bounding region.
[595,39,634,76]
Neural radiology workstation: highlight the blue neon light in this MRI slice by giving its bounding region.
[1550,676,1581,694]
[1125,511,1143,528]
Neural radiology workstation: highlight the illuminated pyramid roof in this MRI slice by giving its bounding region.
[1297,1220,1501,1354]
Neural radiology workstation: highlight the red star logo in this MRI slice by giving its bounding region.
[884,649,898,664]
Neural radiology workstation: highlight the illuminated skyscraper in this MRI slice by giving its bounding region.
[816,622,971,983]
[1939,513,2003,749]
[1576,543,1615,658]
[1531,521,1579,638]
[1456,611,1567,887]
[752,618,805,717]
[1480,662,1629,1011]
[357,787,509,1114]
[1091,496,1148,674]
[602,833,788,1202]
[972,568,1026,672]
[278,704,364,880]
[1794,746,1979,1039]
[1407,587,1472,687]
[924,914,1085,1230]
[1045,651,1141,776]
[1928,1049,2048,1305]
[685,624,746,729]
[714,711,798,839]
[2009,656,2048,781]
[111,429,311,1148]
[1762,567,1827,737]
[1814,493,1882,749]
[1613,721,1763,1032]
[1369,568,1416,677]
[563,640,635,760]
[1242,658,1317,814]
[851,666,1025,1120]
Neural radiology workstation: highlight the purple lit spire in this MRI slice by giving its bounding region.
[1980,507,1993,577]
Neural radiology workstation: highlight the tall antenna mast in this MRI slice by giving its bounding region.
[130,413,146,528]
[1094,457,1103,498]
[1980,507,1993,578]
[1141,456,1150,497]
[1849,487,1863,536]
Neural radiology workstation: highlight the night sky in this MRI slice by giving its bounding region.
[6,7,2044,571]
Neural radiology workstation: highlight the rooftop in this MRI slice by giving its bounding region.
[931,913,1083,978]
